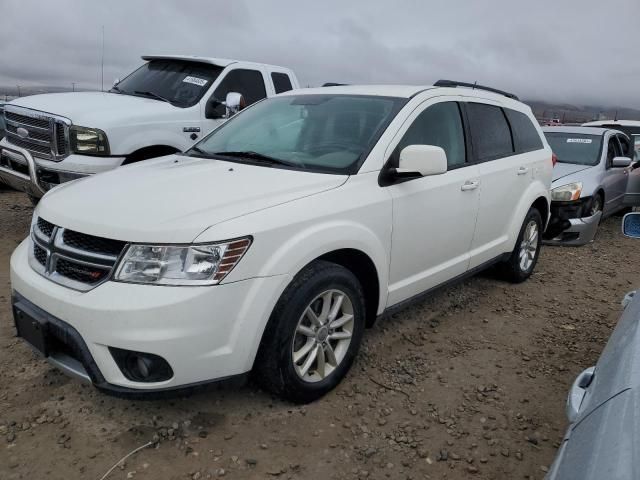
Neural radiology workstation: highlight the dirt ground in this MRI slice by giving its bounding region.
[0,189,636,480]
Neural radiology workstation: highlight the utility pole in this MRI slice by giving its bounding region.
[16,85,21,97]
[72,82,76,92]
[101,25,105,91]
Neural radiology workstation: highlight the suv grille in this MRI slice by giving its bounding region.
[30,217,127,291]
[4,106,69,161]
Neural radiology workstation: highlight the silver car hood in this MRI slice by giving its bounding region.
[552,163,593,183]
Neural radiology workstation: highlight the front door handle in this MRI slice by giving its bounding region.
[517,167,530,175]
[461,180,479,191]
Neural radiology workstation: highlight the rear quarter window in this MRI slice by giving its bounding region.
[505,109,544,153]
[271,72,293,94]
[466,103,514,161]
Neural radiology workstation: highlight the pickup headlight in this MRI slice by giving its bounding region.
[551,182,583,202]
[114,237,251,285]
[70,126,110,156]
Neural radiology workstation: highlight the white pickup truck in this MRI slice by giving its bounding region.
[0,55,299,199]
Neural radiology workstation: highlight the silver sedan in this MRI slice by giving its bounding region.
[543,126,640,245]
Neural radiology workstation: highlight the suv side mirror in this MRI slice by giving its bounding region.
[224,92,246,117]
[622,212,640,238]
[398,145,447,177]
[612,156,632,168]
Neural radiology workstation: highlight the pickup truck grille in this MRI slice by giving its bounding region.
[30,217,127,291]
[4,106,69,161]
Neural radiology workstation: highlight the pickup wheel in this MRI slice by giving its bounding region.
[498,207,543,283]
[254,260,365,403]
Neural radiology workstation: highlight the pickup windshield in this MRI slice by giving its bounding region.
[111,59,222,108]
[189,94,405,174]
[545,132,603,166]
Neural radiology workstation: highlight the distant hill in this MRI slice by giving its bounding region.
[525,100,640,123]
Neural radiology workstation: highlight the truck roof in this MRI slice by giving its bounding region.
[141,55,293,72]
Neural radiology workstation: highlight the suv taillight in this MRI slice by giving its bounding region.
[552,153,558,167]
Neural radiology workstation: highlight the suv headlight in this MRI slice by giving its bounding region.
[551,182,583,201]
[114,237,251,285]
[70,126,110,155]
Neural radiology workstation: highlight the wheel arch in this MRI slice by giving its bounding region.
[532,196,549,228]
[316,249,380,328]
[122,145,181,165]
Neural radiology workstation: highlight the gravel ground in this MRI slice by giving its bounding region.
[0,189,637,480]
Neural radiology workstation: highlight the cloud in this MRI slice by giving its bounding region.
[1,0,638,107]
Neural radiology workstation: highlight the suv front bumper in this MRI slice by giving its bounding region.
[0,139,124,198]
[10,239,289,392]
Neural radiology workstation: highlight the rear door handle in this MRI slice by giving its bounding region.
[517,167,529,175]
[461,180,479,191]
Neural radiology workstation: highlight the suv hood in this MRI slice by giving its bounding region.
[552,163,593,183]
[9,92,180,128]
[37,155,347,243]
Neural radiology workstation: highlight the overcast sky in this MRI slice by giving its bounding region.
[1,0,638,107]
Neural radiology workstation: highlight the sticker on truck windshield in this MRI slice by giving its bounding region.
[183,76,208,87]
[567,138,592,144]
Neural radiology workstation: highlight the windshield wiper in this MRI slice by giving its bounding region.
[188,146,211,157]
[134,90,173,104]
[213,151,299,168]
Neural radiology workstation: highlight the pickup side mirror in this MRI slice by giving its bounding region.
[205,92,246,120]
[224,92,246,117]
[622,212,640,238]
[398,145,448,177]
[113,78,120,87]
[612,156,632,168]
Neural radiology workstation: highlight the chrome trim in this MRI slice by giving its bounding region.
[4,105,71,161]
[28,222,125,292]
[0,144,47,195]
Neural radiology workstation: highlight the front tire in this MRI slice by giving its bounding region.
[499,208,543,283]
[254,260,366,403]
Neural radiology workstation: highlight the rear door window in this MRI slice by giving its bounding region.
[505,109,543,153]
[466,103,514,161]
[271,72,293,94]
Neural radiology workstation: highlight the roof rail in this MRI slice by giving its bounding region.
[433,79,519,101]
[322,82,349,87]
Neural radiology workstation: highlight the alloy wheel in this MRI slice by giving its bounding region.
[291,289,354,383]
[519,220,539,272]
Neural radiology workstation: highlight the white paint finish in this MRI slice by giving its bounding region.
[9,85,553,390]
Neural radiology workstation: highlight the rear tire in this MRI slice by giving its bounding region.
[253,260,366,403]
[498,207,543,283]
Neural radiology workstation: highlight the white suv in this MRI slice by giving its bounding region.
[10,81,552,402]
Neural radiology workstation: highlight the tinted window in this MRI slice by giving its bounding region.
[113,60,223,108]
[618,135,632,158]
[193,95,405,174]
[214,69,267,106]
[394,102,466,168]
[271,72,293,94]
[606,136,622,166]
[505,109,543,153]
[545,133,602,166]
[466,103,514,160]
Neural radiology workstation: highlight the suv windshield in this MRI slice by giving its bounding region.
[111,60,223,108]
[545,132,602,166]
[189,94,405,174]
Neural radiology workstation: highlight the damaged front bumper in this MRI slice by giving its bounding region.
[544,197,601,246]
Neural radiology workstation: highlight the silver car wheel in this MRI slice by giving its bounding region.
[518,220,539,272]
[291,289,354,383]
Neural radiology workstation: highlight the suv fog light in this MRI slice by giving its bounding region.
[109,347,173,383]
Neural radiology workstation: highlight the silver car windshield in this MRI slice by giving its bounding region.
[545,133,602,166]
[190,94,406,174]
